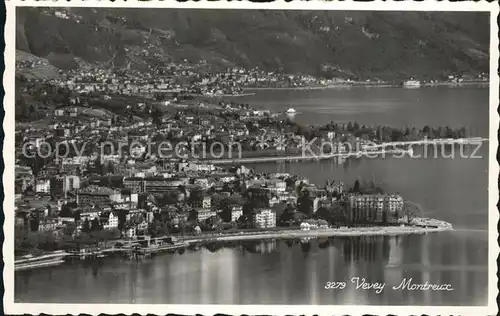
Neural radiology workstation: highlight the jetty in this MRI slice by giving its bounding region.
[15,251,69,271]
[202,148,410,165]
[364,137,487,149]
[201,137,487,165]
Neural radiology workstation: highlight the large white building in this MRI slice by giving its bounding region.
[231,206,243,222]
[266,179,286,194]
[198,208,216,222]
[35,179,51,193]
[103,212,119,230]
[253,208,276,229]
[347,194,403,223]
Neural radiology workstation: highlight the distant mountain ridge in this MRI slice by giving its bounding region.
[16,8,490,80]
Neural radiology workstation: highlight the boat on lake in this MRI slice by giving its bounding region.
[403,80,421,88]
[286,108,297,114]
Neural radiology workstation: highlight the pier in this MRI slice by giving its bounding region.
[202,148,409,165]
[15,251,69,271]
[200,138,486,165]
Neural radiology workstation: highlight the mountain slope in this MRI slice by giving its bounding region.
[16,8,490,80]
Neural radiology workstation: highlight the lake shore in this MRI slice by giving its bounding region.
[183,224,454,244]
[243,81,489,91]
[14,218,453,271]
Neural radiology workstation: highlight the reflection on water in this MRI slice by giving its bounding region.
[342,236,391,264]
[15,233,488,306]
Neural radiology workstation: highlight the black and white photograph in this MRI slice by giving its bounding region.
[4,1,498,315]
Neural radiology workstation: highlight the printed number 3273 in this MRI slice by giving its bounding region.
[324,281,346,290]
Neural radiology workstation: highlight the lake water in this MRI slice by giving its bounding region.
[15,86,490,305]
[242,86,489,135]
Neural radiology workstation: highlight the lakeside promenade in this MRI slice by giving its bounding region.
[182,224,453,244]
[201,138,486,165]
[14,218,452,271]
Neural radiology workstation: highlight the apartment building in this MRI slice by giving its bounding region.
[253,208,276,229]
[347,194,403,223]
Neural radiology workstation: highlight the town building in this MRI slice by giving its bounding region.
[38,219,59,232]
[35,179,51,194]
[143,177,185,194]
[125,227,137,239]
[266,179,286,194]
[193,177,209,188]
[326,180,344,195]
[347,194,403,223]
[197,208,216,222]
[143,178,174,194]
[123,177,144,193]
[269,196,280,207]
[384,194,404,215]
[253,208,276,229]
[77,186,120,206]
[15,165,34,192]
[247,186,271,201]
[50,175,80,197]
[102,211,119,230]
[231,206,243,222]
[313,197,321,214]
[219,174,236,183]
[202,195,211,208]
[79,207,100,221]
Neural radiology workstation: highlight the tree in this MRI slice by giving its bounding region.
[62,222,77,237]
[106,161,114,174]
[188,188,204,205]
[279,205,296,226]
[129,213,144,228]
[188,209,198,222]
[353,121,360,132]
[74,210,81,222]
[297,194,313,217]
[353,180,361,193]
[94,157,104,175]
[315,207,333,222]
[382,205,389,225]
[402,200,423,225]
[161,191,179,206]
[15,228,37,256]
[219,198,233,222]
[151,108,163,127]
[347,121,353,132]
[402,126,410,136]
[27,215,39,232]
[285,177,295,190]
[117,211,127,231]
[91,217,101,231]
[59,204,74,218]
[205,215,222,228]
[148,220,169,237]
[237,215,249,229]
[82,218,91,233]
